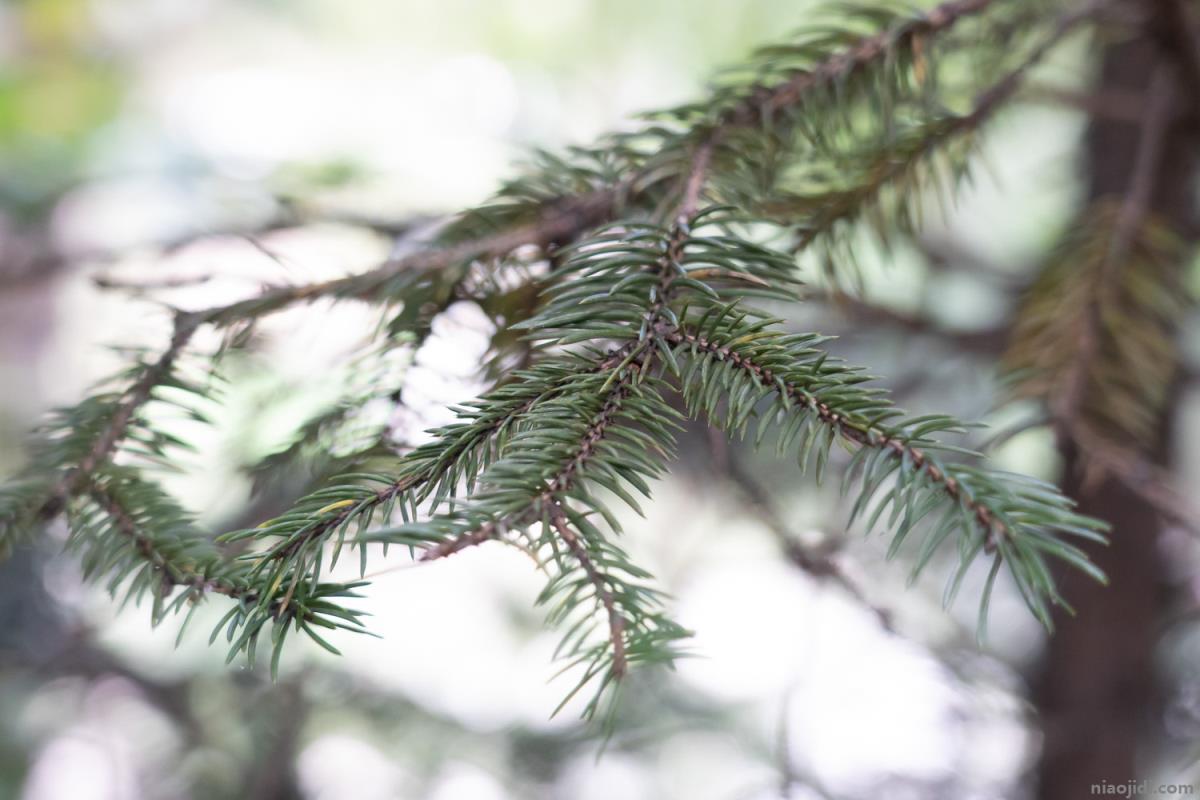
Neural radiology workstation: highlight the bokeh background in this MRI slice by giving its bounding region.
[1,1,1195,799]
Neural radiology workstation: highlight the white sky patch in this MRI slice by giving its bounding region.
[426,763,509,800]
[558,753,653,800]
[298,734,408,800]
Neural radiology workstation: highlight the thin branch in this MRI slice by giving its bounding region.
[87,486,248,600]
[678,140,715,222]
[790,0,1106,252]
[548,500,627,678]
[812,289,1005,355]
[1067,422,1200,534]
[193,191,620,326]
[39,313,201,518]
[1110,65,1175,265]
[92,274,213,293]
[1022,82,1151,123]
[726,0,996,127]
[669,326,1010,553]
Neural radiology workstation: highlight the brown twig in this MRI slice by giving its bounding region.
[549,500,627,678]
[815,289,1005,355]
[193,192,620,327]
[1068,421,1200,535]
[1022,82,1154,123]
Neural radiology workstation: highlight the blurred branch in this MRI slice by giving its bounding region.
[913,233,1023,287]
[774,689,837,800]
[814,290,1005,355]
[92,273,213,293]
[1022,82,1149,122]
[1067,421,1200,535]
[0,207,440,291]
[242,681,305,800]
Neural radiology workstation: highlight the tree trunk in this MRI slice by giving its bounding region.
[1034,27,1198,800]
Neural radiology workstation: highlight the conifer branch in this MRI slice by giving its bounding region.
[416,141,716,563]
[667,311,1106,628]
[1004,59,1188,472]
[723,0,995,128]
[548,500,628,678]
[779,0,1106,251]
[38,314,201,519]
[1050,66,1174,434]
[668,327,1010,551]
[85,485,246,600]
[132,0,1012,333]
[0,0,1122,715]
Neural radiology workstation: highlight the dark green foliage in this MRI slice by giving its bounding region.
[667,306,1107,630]
[0,0,1117,718]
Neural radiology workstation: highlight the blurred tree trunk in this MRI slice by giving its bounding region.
[1034,26,1198,800]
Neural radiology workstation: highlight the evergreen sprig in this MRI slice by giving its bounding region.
[0,0,1118,717]
[665,307,1107,631]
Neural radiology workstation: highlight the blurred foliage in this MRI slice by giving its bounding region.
[0,0,126,219]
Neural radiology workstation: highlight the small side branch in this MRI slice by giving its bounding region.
[194,191,619,327]
[418,354,645,562]
[87,486,246,601]
[728,0,996,127]
[549,501,627,678]
[669,327,1008,552]
[788,0,1107,252]
[40,314,201,518]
